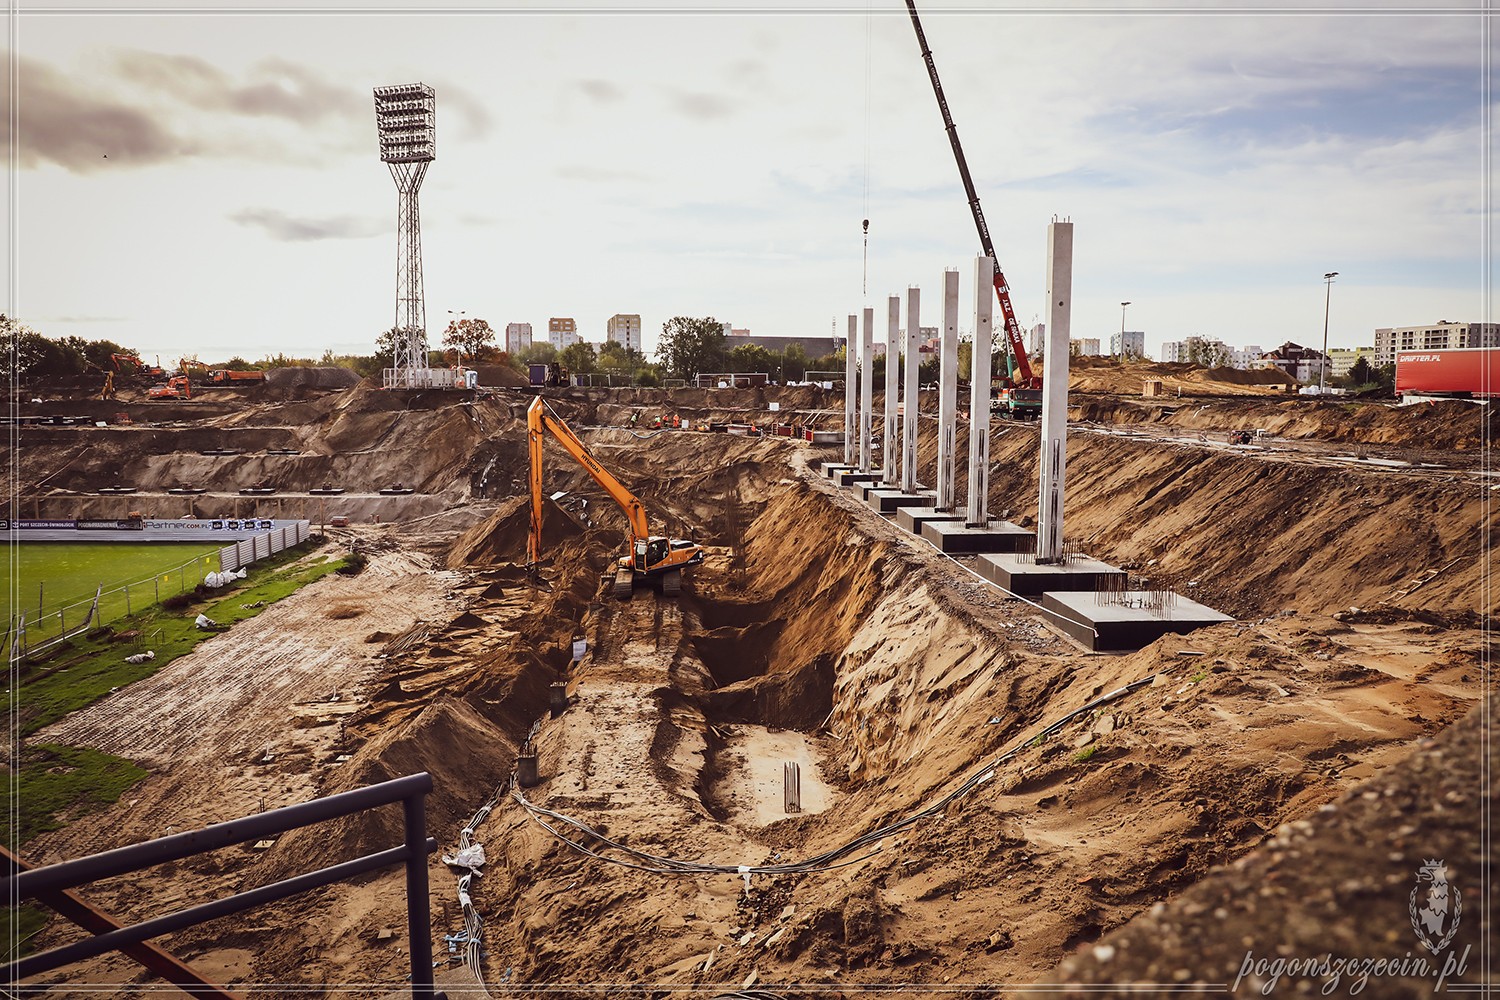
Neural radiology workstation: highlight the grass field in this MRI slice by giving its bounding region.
[3,542,224,629]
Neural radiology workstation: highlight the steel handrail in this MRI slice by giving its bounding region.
[5,771,444,999]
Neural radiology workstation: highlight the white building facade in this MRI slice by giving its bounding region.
[1374,322,1500,367]
[505,322,533,354]
[548,317,580,350]
[606,314,641,352]
[1110,330,1146,358]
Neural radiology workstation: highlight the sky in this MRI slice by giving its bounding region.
[5,0,1494,365]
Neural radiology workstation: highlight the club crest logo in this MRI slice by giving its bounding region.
[1410,859,1461,954]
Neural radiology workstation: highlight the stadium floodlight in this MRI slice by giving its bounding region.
[375,83,436,388]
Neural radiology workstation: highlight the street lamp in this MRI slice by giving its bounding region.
[1120,301,1131,358]
[1321,273,1338,393]
[447,309,466,366]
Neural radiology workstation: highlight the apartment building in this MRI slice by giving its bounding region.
[1373,322,1500,367]
[548,318,580,350]
[504,322,532,355]
[606,314,641,353]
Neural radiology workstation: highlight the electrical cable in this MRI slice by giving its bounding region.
[511,672,1157,878]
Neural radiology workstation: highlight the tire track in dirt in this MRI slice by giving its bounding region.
[28,550,458,862]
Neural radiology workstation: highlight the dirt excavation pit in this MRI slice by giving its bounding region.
[9,378,1494,996]
[709,726,835,827]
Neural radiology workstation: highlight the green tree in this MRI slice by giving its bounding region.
[1185,338,1231,368]
[599,340,647,372]
[441,317,497,362]
[1343,355,1373,388]
[517,342,558,366]
[657,316,726,380]
[0,318,87,379]
[559,340,598,374]
[728,344,775,374]
[373,327,402,369]
[782,343,808,381]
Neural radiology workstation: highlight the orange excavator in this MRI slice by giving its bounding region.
[527,396,703,598]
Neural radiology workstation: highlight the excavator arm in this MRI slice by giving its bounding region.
[527,396,649,567]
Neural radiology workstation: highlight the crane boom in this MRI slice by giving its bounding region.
[904,0,1036,387]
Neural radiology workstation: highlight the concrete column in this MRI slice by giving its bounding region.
[1036,219,1074,563]
[966,256,995,527]
[859,306,874,473]
[844,314,857,466]
[901,286,921,494]
[882,295,900,485]
[935,269,960,511]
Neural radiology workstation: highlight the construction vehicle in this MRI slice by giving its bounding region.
[211,369,266,383]
[110,352,165,381]
[528,362,570,388]
[147,376,191,400]
[83,360,116,399]
[905,0,1042,412]
[526,396,703,598]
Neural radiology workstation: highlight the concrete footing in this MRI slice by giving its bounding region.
[920,519,1034,554]
[976,552,1128,595]
[865,488,936,514]
[821,462,854,479]
[1040,591,1234,652]
[895,506,964,534]
[835,470,880,488]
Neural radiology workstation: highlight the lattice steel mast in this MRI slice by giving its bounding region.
[374,83,436,388]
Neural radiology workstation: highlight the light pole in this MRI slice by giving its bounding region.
[1321,273,1337,393]
[447,309,466,367]
[1119,301,1131,358]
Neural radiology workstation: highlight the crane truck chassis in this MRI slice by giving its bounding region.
[526,397,704,598]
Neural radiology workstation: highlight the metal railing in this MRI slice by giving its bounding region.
[4,772,445,999]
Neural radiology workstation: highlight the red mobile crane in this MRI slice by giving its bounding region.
[904,0,1043,418]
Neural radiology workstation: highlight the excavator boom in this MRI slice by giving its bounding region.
[527,397,701,596]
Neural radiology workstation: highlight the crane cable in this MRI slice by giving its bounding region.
[861,3,872,298]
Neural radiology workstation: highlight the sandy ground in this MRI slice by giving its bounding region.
[7,366,1493,997]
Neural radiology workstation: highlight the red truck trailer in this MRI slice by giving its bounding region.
[1395,347,1499,397]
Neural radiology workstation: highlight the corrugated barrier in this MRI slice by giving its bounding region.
[218,522,310,572]
[5,520,312,662]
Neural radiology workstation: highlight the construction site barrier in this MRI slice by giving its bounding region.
[4,521,311,662]
[4,772,444,1000]
[218,522,310,572]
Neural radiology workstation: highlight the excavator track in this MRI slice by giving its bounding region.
[612,567,634,599]
[660,568,682,597]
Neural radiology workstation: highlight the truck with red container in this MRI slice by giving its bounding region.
[1395,347,1499,399]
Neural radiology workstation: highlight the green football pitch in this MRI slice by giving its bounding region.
[3,542,224,626]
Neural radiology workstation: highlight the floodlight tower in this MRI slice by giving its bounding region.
[374,83,436,388]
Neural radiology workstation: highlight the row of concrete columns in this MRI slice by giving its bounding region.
[841,220,1073,542]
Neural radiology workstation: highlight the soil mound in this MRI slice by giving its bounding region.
[476,364,528,388]
[263,367,362,389]
[447,495,585,568]
[1055,356,1295,396]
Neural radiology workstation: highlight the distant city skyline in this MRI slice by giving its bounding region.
[9,2,1489,367]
